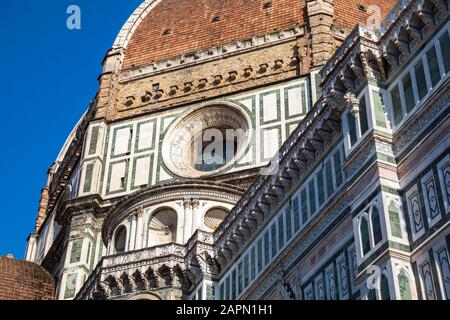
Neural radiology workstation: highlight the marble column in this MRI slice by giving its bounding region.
[128,212,137,251]
[183,199,193,243]
[191,199,201,234]
[134,207,144,250]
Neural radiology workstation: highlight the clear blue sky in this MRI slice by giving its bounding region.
[0,0,143,258]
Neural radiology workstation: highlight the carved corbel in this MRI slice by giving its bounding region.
[271,183,285,198]
[244,216,258,232]
[338,71,356,92]
[250,208,265,225]
[255,201,270,217]
[278,175,292,190]
[141,90,152,102]
[285,162,300,179]
[417,7,435,28]
[228,71,238,81]
[153,88,164,99]
[225,238,239,254]
[232,229,245,246]
[169,85,179,95]
[259,63,269,73]
[198,78,208,89]
[243,67,253,77]
[310,131,325,152]
[349,59,365,80]
[238,223,251,241]
[343,91,360,116]
[300,141,316,162]
[292,151,308,170]
[183,82,193,92]
[212,75,223,85]
[317,125,333,143]
[124,95,135,107]
[405,21,423,40]
[394,35,410,54]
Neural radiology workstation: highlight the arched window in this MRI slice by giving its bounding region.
[114,226,127,253]
[380,274,391,300]
[204,208,229,231]
[360,216,371,256]
[371,206,383,245]
[148,208,178,247]
[398,269,412,300]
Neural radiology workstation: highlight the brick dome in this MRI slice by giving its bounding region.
[119,0,396,70]
[0,256,55,300]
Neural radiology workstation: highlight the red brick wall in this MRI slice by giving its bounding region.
[334,0,395,30]
[123,0,308,69]
[0,256,55,300]
[122,0,397,69]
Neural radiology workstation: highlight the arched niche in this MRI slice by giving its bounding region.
[203,207,229,231]
[148,208,178,247]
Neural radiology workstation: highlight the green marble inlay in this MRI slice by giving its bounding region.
[398,269,413,300]
[314,72,322,102]
[388,201,403,238]
[372,90,388,128]
[131,154,154,190]
[106,159,130,195]
[64,273,78,299]
[88,126,99,155]
[377,152,396,164]
[70,239,83,264]
[111,125,133,159]
[260,125,282,162]
[381,185,400,195]
[284,83,307,119]
[134,119,157,153]
[259,89,281,125]
[234,95,256,121]
[83,164,94,193]
[389,241,410,252]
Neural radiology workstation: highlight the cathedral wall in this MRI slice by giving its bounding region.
[96,37,312,122]
[81,77,313,199]
[217,141,346,299]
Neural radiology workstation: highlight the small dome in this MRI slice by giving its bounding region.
[0,256,55,300]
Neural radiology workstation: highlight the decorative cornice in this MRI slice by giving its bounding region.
[119,25,305,81]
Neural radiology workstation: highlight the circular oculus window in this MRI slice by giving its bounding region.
[162,103,251,178]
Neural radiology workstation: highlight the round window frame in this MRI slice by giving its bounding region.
[161,101,252,178]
